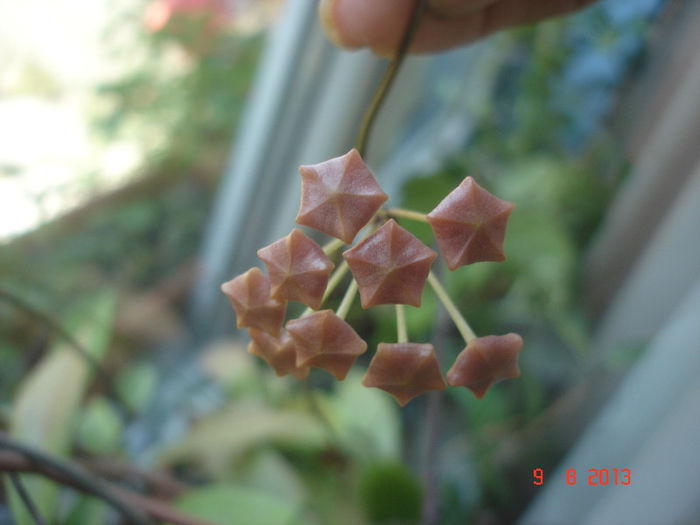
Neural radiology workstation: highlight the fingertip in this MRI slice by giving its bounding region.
[319,0,358,50]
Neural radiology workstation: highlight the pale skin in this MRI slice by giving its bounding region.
[319,0,599,56]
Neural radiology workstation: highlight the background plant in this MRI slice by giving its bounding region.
[0,0,666,524]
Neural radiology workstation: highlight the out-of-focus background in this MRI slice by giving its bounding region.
[1,0,699,523]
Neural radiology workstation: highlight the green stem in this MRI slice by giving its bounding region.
[336,279,359,320]
[301,260,350,317]
[323,260,349,304]
[396,304,408,343]
[354,0,430,157]
[322,237,345,256]
[427,272,476,343]
[387,208,429,223]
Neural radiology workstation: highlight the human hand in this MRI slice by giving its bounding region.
[319,0,597,56]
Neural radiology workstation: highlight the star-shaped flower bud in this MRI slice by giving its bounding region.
[446,333,523,399]
[296,148,388,244]
[427,176,515,270]
[247,328,309,380]
[285,310,367,380]
[362,343,446,406]
[257,228,334,310]
[220,267,286,337]
[343,219,437,308]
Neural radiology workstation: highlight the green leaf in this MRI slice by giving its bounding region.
[358,461,422,524]
[321,371,401,462]
[76,397,122,454]
[235,450,306,509]
[175,484,303,525]
[116,361,158,413]
[160,401,327,476]
[6,292,116,525]
[60,495,109,525]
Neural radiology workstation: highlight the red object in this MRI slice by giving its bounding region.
[427,176,515,269]
[144,0,230,34]
[446,333,523,398]
[286,310,367,380]
[221,267,286,337]
[362,342,446,406]
[257,228,334,310]
[247,328,309,379]
[296,149,388,244]
[343,219,437,308]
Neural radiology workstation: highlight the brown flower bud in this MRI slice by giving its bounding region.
[362,343,446,406]
[220,267,286,337]
[285,310,367,380]
[247,328,309,380]
[427,176,515,269]
[257,228,334,310]
[446,333,523,399]
[343,219,437,308]
[296,148,388,244]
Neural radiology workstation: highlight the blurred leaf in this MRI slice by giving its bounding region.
[175,484,303,525]
[236,450,307,509]
[604,341,647,371]
[199,339,261,397]
[437,437,480,525]
[76,397,122,455]
[6,292,116,525]
[358,461,422,524]
[161,401,327,476]
[322,371,401,461]
[116,361,158,413]
[60,495,109,525]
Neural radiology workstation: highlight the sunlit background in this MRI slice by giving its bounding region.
[2,0,699,524]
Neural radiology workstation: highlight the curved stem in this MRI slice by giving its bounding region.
[395,304,408,343]
[322,237,345,256]
[387,208,429,223]
[0,433,150,525]
[322,260,350,304]
[0,287,131,417]
[0,451,216,525]
[336,279,359,320]
[355,0,430,157]
[0,287,113,388]
[427,272,476,343]
[302,260,350,317]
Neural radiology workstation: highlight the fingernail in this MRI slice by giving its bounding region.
[319,0,348,49]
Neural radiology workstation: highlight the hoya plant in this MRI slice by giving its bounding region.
[221,147,523,405]
[219,0,528,410]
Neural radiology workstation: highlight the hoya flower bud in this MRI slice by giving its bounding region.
[446,333,523,399]
[247,328,309,380]
[296,148,388,244]
[362,343,446,406]
[427,176,515,269]
[257,228,334,310]
[343,219,437,308]
[221,267,286,337]
[285,310,367,380]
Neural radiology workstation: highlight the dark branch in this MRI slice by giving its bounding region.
[5,472,50,525]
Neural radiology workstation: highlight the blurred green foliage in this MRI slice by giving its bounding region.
[0,1,664,524]
[359,461,422,524]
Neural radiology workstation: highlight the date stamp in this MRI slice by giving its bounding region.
[533,468,630,486]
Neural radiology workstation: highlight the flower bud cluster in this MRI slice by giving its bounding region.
[222,148,522,405]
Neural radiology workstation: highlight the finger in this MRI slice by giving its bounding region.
[319,0,597,56]
[429,0,499,18]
